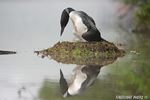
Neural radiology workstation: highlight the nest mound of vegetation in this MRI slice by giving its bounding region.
[35,41,125,66]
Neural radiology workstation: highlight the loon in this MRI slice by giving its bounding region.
[60,7,104,42]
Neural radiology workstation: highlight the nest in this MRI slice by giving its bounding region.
[35,41,125,66]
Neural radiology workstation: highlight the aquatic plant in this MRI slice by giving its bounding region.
[124,0,150,32]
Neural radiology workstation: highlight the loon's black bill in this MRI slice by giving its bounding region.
[60,9,69,36]
[60,27,64,36]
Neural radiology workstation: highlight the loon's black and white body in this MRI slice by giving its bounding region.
[60,7,104,42]
[59,65,101,98]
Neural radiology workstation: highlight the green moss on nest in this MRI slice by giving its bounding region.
[36,41,125,65]
[46,41,125,57]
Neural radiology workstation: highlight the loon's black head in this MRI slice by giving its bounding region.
[60,7,75,36]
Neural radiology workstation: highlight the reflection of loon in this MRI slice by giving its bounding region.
[59,65,101,98]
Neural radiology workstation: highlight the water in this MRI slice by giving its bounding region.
[0,0,150,100]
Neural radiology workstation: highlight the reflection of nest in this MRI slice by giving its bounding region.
[51,55,118,66]
[36,41,125,66]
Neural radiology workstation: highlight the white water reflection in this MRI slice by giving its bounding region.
[0,51,76,100]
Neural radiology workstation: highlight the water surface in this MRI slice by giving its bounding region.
[0,0,150,100]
